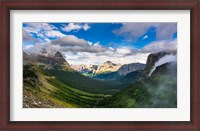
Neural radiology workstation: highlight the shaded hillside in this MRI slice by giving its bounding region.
[152,62,177,77]
[92,71,121,80]
[97,62,177,108]
[120,70,144,84]
[44,68,123,94]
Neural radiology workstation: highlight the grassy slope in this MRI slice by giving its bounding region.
[23,63,177,108]
[23,64,119,108]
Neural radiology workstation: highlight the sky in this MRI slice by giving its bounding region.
[23,22,177,65]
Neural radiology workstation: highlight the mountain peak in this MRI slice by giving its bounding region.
[54,51,63,58]
[35,51,70,69]
[105,61,112,63]
[103,61,114,65]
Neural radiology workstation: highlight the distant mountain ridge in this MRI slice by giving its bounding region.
[118,63,145,76]
[95,61,121,74]
[71,61,122,76]
[70,64,98,74]
[71,61,146,80]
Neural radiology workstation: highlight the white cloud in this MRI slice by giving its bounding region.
[116,47,131,55]
[24,35,148,65]
[45,30,65,38]
[113,23,177,41]
[113,23,153,41]
[23,23,57,34]
[24,38,176,65]
[23,29,39,43]
[143,35,148,39]
[23,24,177,66]
[23,42,61,55]
[87,41,93,46]
[23,45,34,50]
[61,23,90,32]
[23,23,65,42]
[109,47,114,51]
[156,23,177,40]
[93,42,100,46]
[83,24,90,30]
[52,35,89,47]
[64,45,147,65]
[141,39,177,53]
[65,51,149,65]
[61,23,82,32]
[51,36,108,53]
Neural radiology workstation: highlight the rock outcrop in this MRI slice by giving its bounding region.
[36,51,70,69]
[118,63,145,76]
[144,51,177,74]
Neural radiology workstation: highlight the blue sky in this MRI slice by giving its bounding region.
[23,22,177,65]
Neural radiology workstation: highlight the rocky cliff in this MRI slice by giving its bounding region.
[36,51,71,69]
[144,51,177,74]
[118,63,145,76]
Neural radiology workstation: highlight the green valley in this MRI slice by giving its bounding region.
[23,51,177,108]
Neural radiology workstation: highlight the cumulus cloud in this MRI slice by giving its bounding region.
[113,23,177,41]
[156,23,177,40]
[87,41,93,46]
[116,47,131,55]
[141,39,177,53]
[23,23,57,34]
[23,29,40,43]
[51,35,89,47]
[44,30,65,38]
[65,51,149,65]
[23,23,177,65]
[23,35,148,65]
[24,42,61,55]
[63,45,147,65]
[82,24,90,31]
[113,23,153,41]
[61,23,90,32]
[51,35,108,53]
[23,23,65,42]
[24,38,176,65]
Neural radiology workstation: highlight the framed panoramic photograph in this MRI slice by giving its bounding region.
[1,0,200,130]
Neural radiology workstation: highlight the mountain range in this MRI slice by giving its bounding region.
[23,50,177,108]
[71,61,121,75]
[71,61,145,80]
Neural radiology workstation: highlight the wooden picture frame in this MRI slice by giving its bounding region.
[1,0,199,130]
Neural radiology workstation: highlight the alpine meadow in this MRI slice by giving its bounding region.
[23,23,177,108]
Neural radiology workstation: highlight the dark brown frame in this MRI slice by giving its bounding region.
[1,0,200,130]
